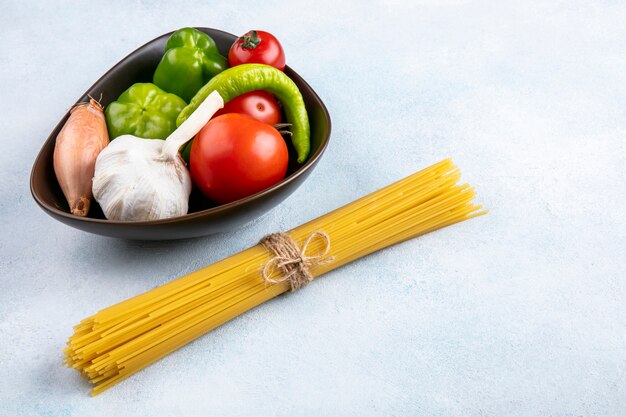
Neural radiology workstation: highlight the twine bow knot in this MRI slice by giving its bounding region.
[260,231,334,291]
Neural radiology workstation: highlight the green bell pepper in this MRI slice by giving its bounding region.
[153,27,229,103]
[105,83,186,140]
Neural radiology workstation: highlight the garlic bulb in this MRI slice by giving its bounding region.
[93,90,223,221]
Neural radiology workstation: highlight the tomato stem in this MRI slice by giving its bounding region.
[241,31,261,49]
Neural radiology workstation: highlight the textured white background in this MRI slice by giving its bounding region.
[1,1,625,416]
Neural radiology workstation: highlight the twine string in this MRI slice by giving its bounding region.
[260,231,334,291]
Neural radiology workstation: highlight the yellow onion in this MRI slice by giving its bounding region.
[54,98,109,216]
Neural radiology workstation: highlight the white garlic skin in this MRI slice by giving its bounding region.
[92,135,192,221]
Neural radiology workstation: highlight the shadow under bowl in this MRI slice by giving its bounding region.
[30,28,331,240]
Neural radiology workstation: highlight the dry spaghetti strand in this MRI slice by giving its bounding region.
[64,159,487,395]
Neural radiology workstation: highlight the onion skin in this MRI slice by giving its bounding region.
[54,98,109,216]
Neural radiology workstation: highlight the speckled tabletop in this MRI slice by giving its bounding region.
[1,1,625,416]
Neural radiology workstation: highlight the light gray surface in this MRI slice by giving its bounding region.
[1,1,625,416]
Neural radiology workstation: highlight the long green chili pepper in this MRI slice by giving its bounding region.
[177,64,310,163]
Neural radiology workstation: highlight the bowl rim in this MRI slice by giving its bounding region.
[30,27,331,226]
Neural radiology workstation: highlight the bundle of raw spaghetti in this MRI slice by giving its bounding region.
[64,158,486,395]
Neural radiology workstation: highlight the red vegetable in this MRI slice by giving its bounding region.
[228,30,286,71]
[213,90,281,125]
[190,114,288,204]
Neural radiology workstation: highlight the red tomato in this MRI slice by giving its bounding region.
[228,30,286,71]
[213,91,281,125]
[190,114,288,204]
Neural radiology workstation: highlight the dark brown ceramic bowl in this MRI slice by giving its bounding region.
[30,28,330,240]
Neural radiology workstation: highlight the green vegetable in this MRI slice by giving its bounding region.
[153,27,229,103]
[181,140,192,164]
[177,64,310,163]
[105,83,186,140]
